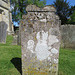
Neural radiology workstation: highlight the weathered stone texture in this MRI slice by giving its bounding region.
[0,0,14,35]
[13,30,21,45]
[21,5,61,75]
[0,21,7,43]
[61,25,75,48]
[12,35,18,45]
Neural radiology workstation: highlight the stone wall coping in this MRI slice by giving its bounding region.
[61,25,75,26]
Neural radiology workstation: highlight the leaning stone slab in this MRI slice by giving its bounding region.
[21,5,61,75]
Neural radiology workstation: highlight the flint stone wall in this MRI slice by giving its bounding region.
[61,25,75,48]
[21,5,61,75]
[0,21,7,43]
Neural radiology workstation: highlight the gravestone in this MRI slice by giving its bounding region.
[12,34,18,45]
[16,28,21,45]
[18,24,21,45]
[12,29,21,45]
[0,21,7,43]
[21,5,61,75]
[15,30,20,45]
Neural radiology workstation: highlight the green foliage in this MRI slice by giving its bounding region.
[10,0,46,22]
[69,6,75,16]
[67,10,75,24]
[27,0,46,7]
[53,0,70,24]
[70,10,75,24]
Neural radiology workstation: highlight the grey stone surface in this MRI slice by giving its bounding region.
[18,24,21,45]
[61,25,75,48]
[0,21,7,43]
[12,29,21,45]
[16,30,21,45]
[12,34,18,45]
[21,5,61,75]
[0,0,14,35]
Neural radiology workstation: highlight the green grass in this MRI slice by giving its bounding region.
[58,48,75,75]
[0,35,21,75]
[0,35,75,75]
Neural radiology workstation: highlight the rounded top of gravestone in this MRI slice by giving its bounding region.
[26,5,56,12]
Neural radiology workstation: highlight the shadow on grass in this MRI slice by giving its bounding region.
[11,57,22,75]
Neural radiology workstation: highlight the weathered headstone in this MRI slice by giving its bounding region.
[12,34,18,45]
[0,21,7,43]
[21,5,61,75]
[15,30,21,45]
[18,24,21,45]
[12,29,21,45]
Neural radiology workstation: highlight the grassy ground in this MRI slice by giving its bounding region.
[0,36,21,75]
[0,35,75,75]
[59,48,75,75]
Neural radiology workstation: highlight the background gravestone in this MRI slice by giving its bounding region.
[16,25,21,45]
[15,30,20,45]
[12,34,18,45]
[0,21,7,43]
[21,5,61,75]
[12,29,21,45]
